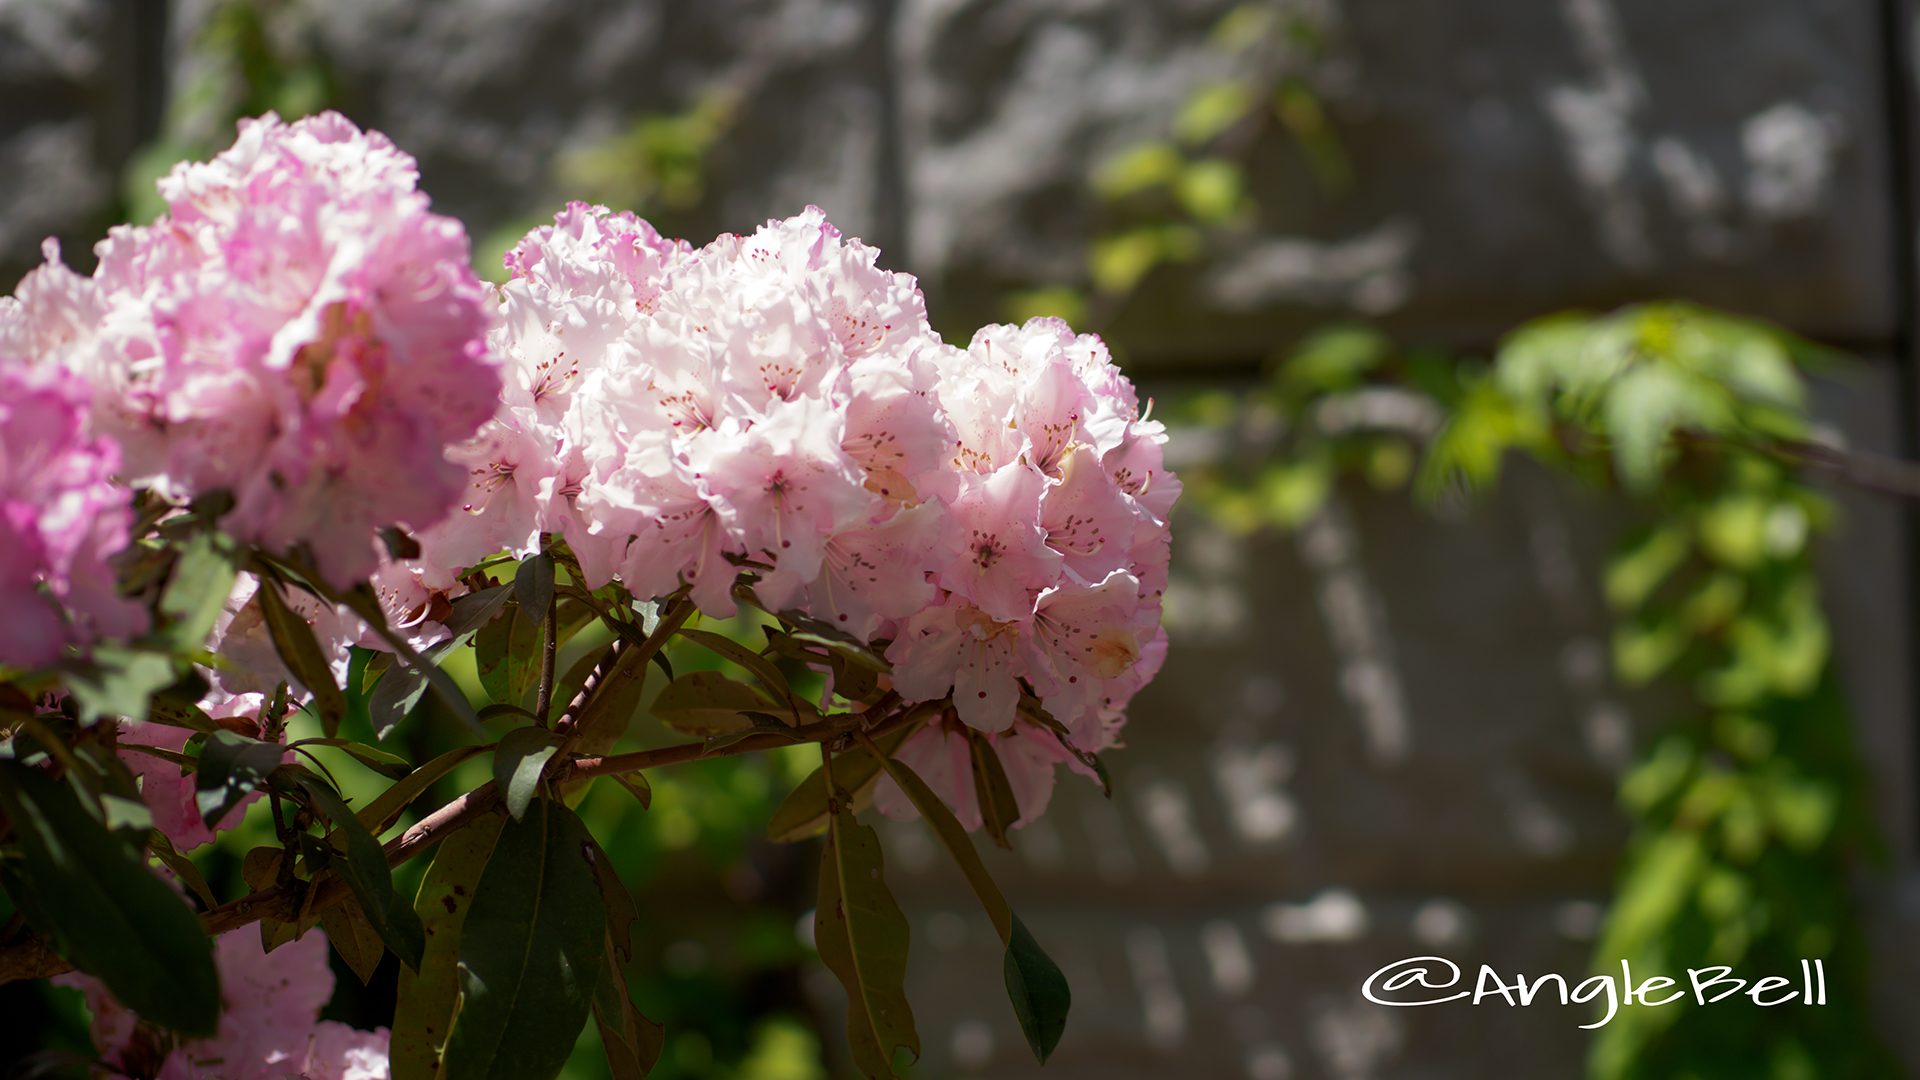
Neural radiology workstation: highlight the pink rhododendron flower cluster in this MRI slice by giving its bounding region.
[120,689,289,851]
[0,361,145,668]
[6,111,500,588]
[412,204,1176,830]
[60,928,389,1080]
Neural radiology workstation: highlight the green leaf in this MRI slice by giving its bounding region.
[677,627,793,699]
[147,829,217,909]
[494,726,559,822]
[515,552,556,617]
[1174,158,1244,224]
[568,646,649,755]
[441,584,516,637]
[296,774,426,970]
[766,723,919,843]
[148,694,218,734]
[967,731,1023,849]
[863,739,1070,1064]
[393,813,506,1080]
[475,600,516,705]
[0,760,219,1035]
[63,645,177,723]
[157,533,238,651]
[322,893,390,985]
[293,737,413,780]
[814,770,919,1078]
[1004,914,1072,1064]
[593,931,665,1080]
[1093,141,1182,200]
[608,773,652,810]
[1173,82,1253,145]
[355,744,490,837]
[442,799,607,1080]
[256,577,348,736]
[650,670,777,736]
[368,637,476,740]
[194,730,285,827]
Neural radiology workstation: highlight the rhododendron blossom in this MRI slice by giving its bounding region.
[0,361,144,668]
[61,929,388,1080]
[11,112,500,587]
[0,112,1173,1079]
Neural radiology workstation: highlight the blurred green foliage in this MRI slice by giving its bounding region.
[1180,307,1894,1078]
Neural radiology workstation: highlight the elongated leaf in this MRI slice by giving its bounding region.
[296,775,425,969]
[256,577,347,735]
[507,603,543,706]
[0,761,219,1035]
[678,627,792,699]
[475,601,516,705]
[442,799,607,1080]
[514,552,555,617]
[157,533,238,652]
[194,730,285,828]
[293,737,413,780]
[322,893,389,985]
[393,813,506,1080]
[815,775,919,1078]
[608,773,652,810]
[494,727,558,822]
[767,722,918,843]
[147,829,217,909]
[584,833,638,961]
[148,695,218,734]
[1003,913,1071,1063]
[356,744,490,837]
[369,637,478,740]
[567,646,647,755]
[651,671,776,736]
[441,584,515,637]
[864,739,1070,1064]
[967,731,1022,849]
[592,933,665,1080]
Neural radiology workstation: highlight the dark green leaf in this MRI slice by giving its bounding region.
[393,813,505,1080]
[865,738,1070,1064]
[814,772,919,1078]
[767,721,919,843]
[442,799,607,1080]
[368,637,477,740]
[967,730,1022,849]
[515,552,555,617]
[650,671,777,736]
[194,730,285,828]
[322,893,390,985]
[255,577,347,736]
[592,935,665,1080]
[441,584,515,637]
[293,737,413,780]
[677,627,792,699]
[1004,914,1072,1064]
[296,775,426,970]
[475,601,516,705]
[148,695,217,734]
[494,727,559,822]
[568,646,647,756]
[355,744,490,837]
[608,773,652,811]
[0,761,219,1035]
[147,830,217,909]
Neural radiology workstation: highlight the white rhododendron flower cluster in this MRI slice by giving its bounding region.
[412,201,1176,828]
[6,112,500,588]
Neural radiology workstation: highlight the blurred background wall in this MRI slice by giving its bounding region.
[4,1,1918,1077]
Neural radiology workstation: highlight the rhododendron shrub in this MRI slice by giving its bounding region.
[0,113,1172,1080]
